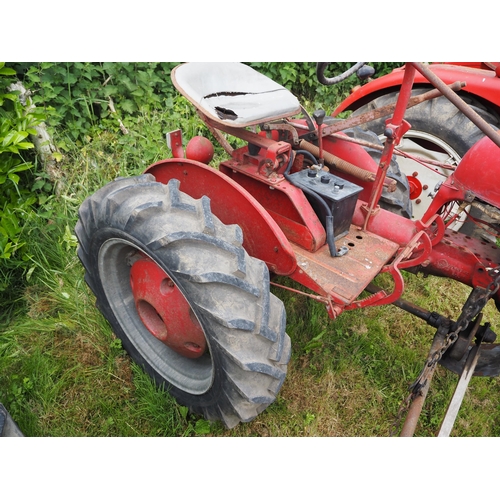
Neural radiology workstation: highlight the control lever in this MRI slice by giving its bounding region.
[313,109,326,168]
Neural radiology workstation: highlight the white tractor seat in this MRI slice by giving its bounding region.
[171,62,301,128]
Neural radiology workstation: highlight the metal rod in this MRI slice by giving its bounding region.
[365,283,442,326]
[400,367,437,437]
[437,343,481,437]
[298,139,375,182]
[400,323,449,437]
[437,315,483,437]
[270,281,330,304]
[326,131,457,171]
[392,64,417,127]
[321,81,465,137]
[362,65,416,231]
[411,62,500,150]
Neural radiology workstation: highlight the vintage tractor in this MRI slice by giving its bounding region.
[75,62,500,436]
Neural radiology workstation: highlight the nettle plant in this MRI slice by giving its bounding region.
[0,63,48,276]
[11,62,181,145]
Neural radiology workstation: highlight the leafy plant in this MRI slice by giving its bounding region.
[0,374,33,421]
[8,62,180,146]
[7,62,403,147]
[0,63,51,294]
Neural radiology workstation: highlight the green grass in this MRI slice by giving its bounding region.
[2,87,500,438]
[4,221,500,437]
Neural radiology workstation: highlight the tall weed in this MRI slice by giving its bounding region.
[0,62,54,306]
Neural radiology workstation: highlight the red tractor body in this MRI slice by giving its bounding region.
[76,62,500,435]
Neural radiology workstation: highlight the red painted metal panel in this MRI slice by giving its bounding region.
[289,228,399,304]
[219,162,326,252]
[453,136,500,207]
[145,159,297,276]
[352,199,418,245]
[422,230,500,290]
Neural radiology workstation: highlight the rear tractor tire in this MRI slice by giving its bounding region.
[75,174,291,428]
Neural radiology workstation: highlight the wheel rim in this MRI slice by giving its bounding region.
[385,130,466,229]
[98,238,213,394]
[130,254,207,358]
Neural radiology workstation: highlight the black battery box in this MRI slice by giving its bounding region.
[288,169,363,240]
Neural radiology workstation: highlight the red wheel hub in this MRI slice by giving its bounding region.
[407,175,423,200]
[129,254,206,358]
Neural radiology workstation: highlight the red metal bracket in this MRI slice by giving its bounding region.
[415,213,446,249]
[166,129,184,159]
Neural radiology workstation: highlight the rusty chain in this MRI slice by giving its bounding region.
[390,266,500,436]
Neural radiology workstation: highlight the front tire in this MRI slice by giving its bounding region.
[75,174,291,428]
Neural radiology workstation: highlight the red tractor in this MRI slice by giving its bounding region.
[75,62,500,436]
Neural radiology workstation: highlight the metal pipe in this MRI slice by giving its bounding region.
[399,369,436,437]
[298,139,375,182]
[365,283,442,326]
[322,81,465,138]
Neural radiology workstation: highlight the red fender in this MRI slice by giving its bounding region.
[334,63,500,115]
[452,135,500,207]
[144,158,297,276]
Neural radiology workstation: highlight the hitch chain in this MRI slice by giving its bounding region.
[391,266,500,436]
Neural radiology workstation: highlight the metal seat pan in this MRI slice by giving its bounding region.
[171,62,301,128]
